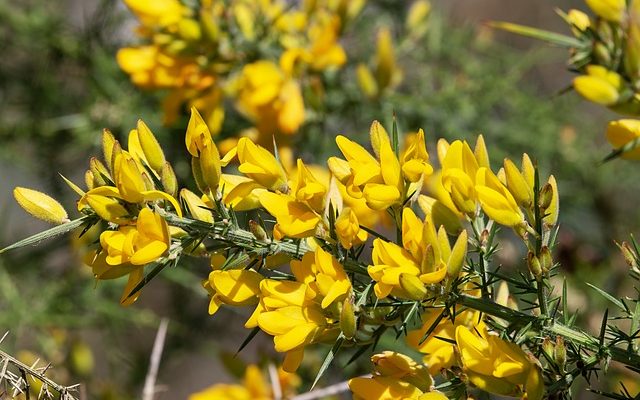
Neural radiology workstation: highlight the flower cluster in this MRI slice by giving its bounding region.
[10,110,640,399]
[495,0,640,159]
[118,0,366,145]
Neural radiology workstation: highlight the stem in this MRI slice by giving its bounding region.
[533,165,549,317]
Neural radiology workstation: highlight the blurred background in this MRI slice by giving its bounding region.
[1,0,638,398]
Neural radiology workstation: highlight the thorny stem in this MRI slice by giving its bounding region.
[533,165,549,317]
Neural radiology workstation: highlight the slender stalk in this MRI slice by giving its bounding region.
[532,165,549,317]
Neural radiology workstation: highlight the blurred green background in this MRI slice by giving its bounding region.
[1,0,638,398]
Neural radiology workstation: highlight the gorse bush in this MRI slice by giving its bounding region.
[5,0,640,399]
[6,107,640,399]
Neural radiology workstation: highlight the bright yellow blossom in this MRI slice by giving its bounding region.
[585,0,626,22]
[606,119,640,160]
[189,364,271,400]
[237,137,288,192]
[475,167,525,228]
[573,65,623,106]
[456,323,544,400]
[368,208,467,299]
[204,269,263,315]
[334,207,368,249]
[13,187,69,225]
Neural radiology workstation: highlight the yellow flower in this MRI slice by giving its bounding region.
[290,247,352,309]
[567,9,591,32]
[455,323,544,400]
[180,189,214,223]
[406,310,478,375]
[219,174,267,211]
[349,352,444,400]
[375,27,401,91]
[475,167,525,228]
[585,0,626,22]
[502,157,534,208]
[189,364,271,400]
[13,187,69,225]
[99,208,170,266]
[331,121,405,210]
[259,192,322,238]
[204,269,263,315]
[368,208,466,299]
[401,129,434,183]
[251,248,348,371]
[237,137,288,192]
[236,61,305,136]
[334,207,368,249]
[97,208,171,305]
[123,0,187,28]
[573,65,623,106]
[606,119,640,159]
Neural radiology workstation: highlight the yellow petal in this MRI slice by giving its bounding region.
[13,187,69,225]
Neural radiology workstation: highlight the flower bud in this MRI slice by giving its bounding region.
[538,182,553,210]
[180,189,214,223]
[84,170,95,190]
[399,273,427,300]
[191,156,208,194]
[555,336,567,371]
[89,157,111,187]
[504,158,533,208]
[406,0,431,38]
[447,229,467,280]
[14,187,69,225]
[618,241,637,267]
[161,162,178,198]
[375,27,397,90]
[541,337,555,360]
[199,139,222,193]
[539,246,553,273]
[586,0,625,22]
[249,220,269,242]
[178,18,202,41]
[137,119,166,173]
[594,42,612,65]
[340,297,357,340]
[527,251,542,278]
[356,63,378,99]
[102,128,117,174]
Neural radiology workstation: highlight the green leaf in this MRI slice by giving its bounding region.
[311,336,344,390]
[586,283,626,311]
[0,215,93,254]
[489,21,584,48]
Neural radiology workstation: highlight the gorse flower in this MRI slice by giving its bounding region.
[117,0,365,145]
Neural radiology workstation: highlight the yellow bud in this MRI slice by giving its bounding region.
[406,0,431,37]
[69,340,95,378]
[527,251,542,278]
[375,27,397,90]
[199,139,222,193]
[249,220,269,242]
[191,156,208,193]
[161,162,178,198]
[340,296,357,339]
[594,42,612,65]
[504,158,533,208]
[539,246,553,273]
[356,63,379,99]
[617,241,637,267]
[541,175,559,227]
[178,18,201,41]
[586,0,626,22]
[89,157,110,187]
[102,128,117,174]
[447,229,467,280]
[180,188,214,223]
[14,187,69,225]
[84,170,95,190]
[567,9,591,31]
[399,273,427,300]
[541,337,555,360]
[137,119,166,173]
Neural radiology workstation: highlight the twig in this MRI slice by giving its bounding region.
[142,318,169,400]
[291,378,355,400]
[0,348,79,399]
[268,363,282,400]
